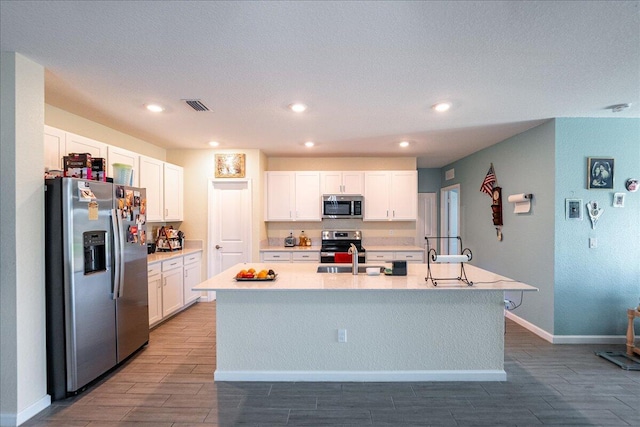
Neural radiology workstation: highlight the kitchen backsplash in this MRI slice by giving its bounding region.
[264,236,416,247]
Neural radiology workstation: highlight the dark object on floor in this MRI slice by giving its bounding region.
[596,351,640,370]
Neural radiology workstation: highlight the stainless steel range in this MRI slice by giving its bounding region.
[320,230,366,264]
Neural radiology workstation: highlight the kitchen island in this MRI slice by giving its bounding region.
[193,262,537,382]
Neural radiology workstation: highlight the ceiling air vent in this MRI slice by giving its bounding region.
[183,99,211,112]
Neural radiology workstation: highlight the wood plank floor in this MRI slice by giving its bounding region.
[25,301,639,426]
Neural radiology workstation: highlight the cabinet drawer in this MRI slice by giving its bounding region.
[394,251,424,262]
[162,257,184,271]
[367,251,394,261]
[184,252,202,265]
[147,262,161,276]
[292,251,320,262]
[262,252,292,262]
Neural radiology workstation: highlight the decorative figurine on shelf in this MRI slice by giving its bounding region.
[587,201,603,229]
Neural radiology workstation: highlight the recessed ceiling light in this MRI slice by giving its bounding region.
[304,141,315,147]
[208,141,220,147]
[145,103,164,113]
[289,103,307,113]
[399,141,410,148]
[432,102,451,112]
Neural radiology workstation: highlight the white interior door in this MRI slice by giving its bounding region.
[208,180,252,300]
[417,193,437,252]
[440,184,460,255]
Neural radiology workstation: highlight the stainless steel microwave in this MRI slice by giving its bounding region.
[322,195,363,219]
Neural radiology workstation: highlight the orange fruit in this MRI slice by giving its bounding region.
[247,268,256,274]
[257,271,268,279]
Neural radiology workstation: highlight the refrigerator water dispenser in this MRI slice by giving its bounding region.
[83,231,106,274]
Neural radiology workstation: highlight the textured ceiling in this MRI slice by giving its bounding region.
[1,1,638,167]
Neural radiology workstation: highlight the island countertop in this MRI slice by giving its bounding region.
[193,262,538,292]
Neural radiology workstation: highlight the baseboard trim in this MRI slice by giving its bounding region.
[505,311,627,344]
[214,370,507,382]
[0,394,51,426]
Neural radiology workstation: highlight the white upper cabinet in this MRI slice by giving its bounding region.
[265,172,295,221]
[265,171,321,221]
[320,171,364,195]
[65,132,108,159]
[107,146,139,187]
[389,171,418,220]
[294,171,321,221]
[44,125,66,170]
[139,156,164,222]
[163,163,184,221]
[364,171,391,220]
[364,171,417,221]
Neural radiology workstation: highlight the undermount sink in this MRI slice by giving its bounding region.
[316,266,385,274]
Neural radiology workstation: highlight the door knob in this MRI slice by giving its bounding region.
[215,245,223,249]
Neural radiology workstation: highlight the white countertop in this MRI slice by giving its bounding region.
[193,262,538,292]
[148,247,202,264]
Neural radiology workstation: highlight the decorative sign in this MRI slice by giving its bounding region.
[215,153,245,178]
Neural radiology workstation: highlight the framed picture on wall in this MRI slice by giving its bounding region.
[587,157,614,189]
[215,153,245,178]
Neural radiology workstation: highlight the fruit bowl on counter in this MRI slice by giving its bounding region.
[234,267,277,281]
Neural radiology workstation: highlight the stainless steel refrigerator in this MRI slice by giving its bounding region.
[45,178,149,400]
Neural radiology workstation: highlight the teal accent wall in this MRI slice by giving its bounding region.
[442,120,556,333]
[418,168,441,193]
[443,118,640,337]
[554,118,640,336]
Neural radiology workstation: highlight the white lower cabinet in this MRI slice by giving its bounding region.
[183,252,202,305]
[162,258,184,318]
[260,250,320,263]
[147,263,163,325]
[261,251,293,262]
[148,251,203,327]
[292,251,320,263]
[366,250,424,263]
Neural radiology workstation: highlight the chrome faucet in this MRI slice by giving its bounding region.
[348,243,358,275]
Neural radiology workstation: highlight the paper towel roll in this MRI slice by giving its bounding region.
[507,194,529,203]
[434,254,469,263]
[508,193,531,213]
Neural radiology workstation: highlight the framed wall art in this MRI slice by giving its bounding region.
[613,193,625,208]
[587,157,614,189]
[215,153,245,178]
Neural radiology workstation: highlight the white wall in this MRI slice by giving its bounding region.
[0,52,50,426]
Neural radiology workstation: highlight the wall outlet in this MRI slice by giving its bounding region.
[338,329,347,343]
[589,237,597,248]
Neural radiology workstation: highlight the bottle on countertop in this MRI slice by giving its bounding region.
[299,230,307,246]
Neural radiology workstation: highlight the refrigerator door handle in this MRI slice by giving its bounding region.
[116,210,126,298]
[111,209,121,300]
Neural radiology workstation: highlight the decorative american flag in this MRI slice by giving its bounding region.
[480,164,497,196]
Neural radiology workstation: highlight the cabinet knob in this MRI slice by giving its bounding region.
[215,245,223,249]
